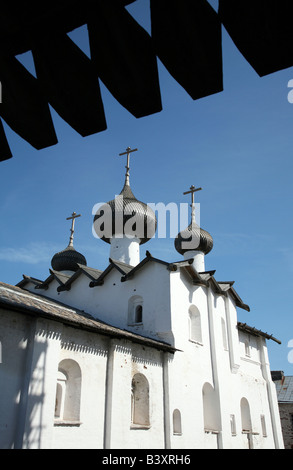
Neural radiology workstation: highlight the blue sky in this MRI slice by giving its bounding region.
[0,0,293,374]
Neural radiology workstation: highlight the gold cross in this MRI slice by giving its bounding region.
[66,211,81,247]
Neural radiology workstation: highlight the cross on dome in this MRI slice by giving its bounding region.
[174,184,213,259]
[119,146,138,184]
[183,185,202,223]
[66,211,81,247]
[51,211,86,273]
[93,146,157,254]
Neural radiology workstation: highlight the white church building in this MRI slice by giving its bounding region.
[0,148,284,449]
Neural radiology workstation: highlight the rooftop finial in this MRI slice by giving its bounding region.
[183,185,202,224]
[66,211,81,247]
[119,146,138,185]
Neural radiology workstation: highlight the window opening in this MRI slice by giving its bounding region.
[134,305,143,323]
[173,409,182,435]
[128,295,143,325]
[230,414,236,435]
[261,415,267,437]
[131,373,150,427]
[54,359,82,424]
[245,339,251,357]
[202,383,219,433]
[221,317,228,350]
[188,305,202,344]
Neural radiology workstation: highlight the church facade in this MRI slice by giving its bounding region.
[0,148,284,449]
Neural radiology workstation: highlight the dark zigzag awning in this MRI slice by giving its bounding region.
[1,0,293,161]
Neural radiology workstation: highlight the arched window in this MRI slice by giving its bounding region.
[173,409,182,435]
[131,373,150,427]
[128,295,143,325]
[240,398,252,433]
[54,359,82,423]
[188,305,202,343]
[240,397,253,448]
[202,383,219,433]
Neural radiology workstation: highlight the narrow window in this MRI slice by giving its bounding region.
[245,339,250,357]
[261,415,267,437]
[189,305,202,343]
[128,296,143,325]
[230,414,236,436]
[173,409,182,435]
[221,317,228,350]
[131,373,150,427]
[134,305,143,323]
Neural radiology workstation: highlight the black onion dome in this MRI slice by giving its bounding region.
[93,181,157,245]
[175,222,213,255]
[51,245,87,272]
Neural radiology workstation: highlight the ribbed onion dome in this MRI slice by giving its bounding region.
[93,179,157,245]
[175,221,213,256]
[51,245,87,272]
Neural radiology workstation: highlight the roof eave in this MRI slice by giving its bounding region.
[237,322,281,344]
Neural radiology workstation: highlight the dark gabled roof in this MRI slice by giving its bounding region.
[17,275,44,289]
[18,264,103,293]
[168,259,250,312]
[18,252,250,311]
[0,282,176,354]
[120,251,169,282]
[78,264,103,279]
[17,271,71,291]
[80,252,250,311]
[89,258,134,287]
[57,264,103,292]
[237,322,281,345]
[228,286,250,312]
[88,252,169,287]
[34,269,71,290]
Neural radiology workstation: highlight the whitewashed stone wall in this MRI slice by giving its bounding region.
[5,259,284,449]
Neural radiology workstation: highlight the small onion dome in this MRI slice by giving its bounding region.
[93,181,157,245]
[51,245,87,272]
[175,222,213,256]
